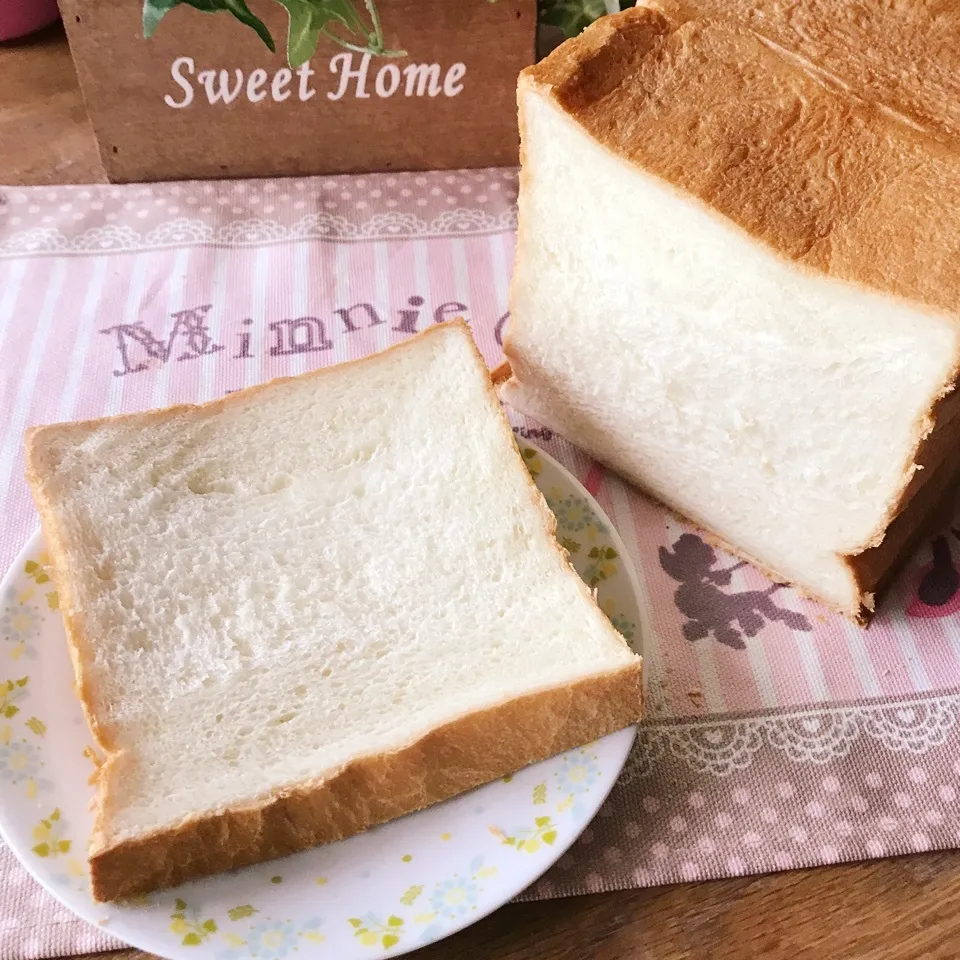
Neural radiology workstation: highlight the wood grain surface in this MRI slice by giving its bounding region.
[2,21,959,960]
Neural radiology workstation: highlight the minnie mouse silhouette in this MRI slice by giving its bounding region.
[907,529,960,618]
[659,533,812,649]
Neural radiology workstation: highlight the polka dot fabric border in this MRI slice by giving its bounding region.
[517,690,960,900]
[0,170,519,257]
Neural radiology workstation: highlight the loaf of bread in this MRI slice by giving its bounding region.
[25,321,642,901]
[499,4,960,620]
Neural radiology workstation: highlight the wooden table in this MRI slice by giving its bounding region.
[3,22,960,960]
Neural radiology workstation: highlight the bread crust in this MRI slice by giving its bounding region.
[89,664,642,901]
[644,0,960,144]
[24,320,643,902]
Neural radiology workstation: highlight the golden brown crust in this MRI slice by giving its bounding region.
[846,412,960,615]
[90,665,643,901]
[25,320,642,901]
[523,7,960,318]
[489,360,513,386]
[645,0,960,144]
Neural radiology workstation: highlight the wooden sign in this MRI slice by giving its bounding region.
[59,0,537,182]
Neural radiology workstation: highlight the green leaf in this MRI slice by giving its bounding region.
[32,842,50,857]
[560,537,581,554]
[24,561,38,574]
[174,897,187,911]
[182,932,202,946]
[270,875,283,884]
[348,918,363,928]
[171,913,186,921]
[227,905,257,920]
[542,830,558,845]
[606,547,618,559]
[399,885,422,906]
[56,840,71,853]
[275,0,405,68]
[202,919,217,932]
[535,815,551,828]
[538,0,608,37]
[382,934,400,949]
[50,808,60,821]
[142,0,276,52]
[504,836,516,846]
[34,573,49,584]
[387,915,403,927]
[279,0,325,68]
[3,705,18,718]
[533,782,547,805]
[15,677,29,687]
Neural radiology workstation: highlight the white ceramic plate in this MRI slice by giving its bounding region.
[0,441,642,960]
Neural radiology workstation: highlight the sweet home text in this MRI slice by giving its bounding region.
[164,53,468,108]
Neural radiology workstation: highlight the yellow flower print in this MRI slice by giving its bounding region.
[583,546,618,588]
[32,809,70,858]
[24,557,51,585]
[348,915,403,950]
[0,676,28,719]
[169,898,217,946]
[23,557,58,610]
[520,446,542,478]
[491,816,558,853]
[399,885,423,906]
[226,905,257,920]
[170,897,217,947]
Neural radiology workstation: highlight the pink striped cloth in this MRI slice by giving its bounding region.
[2,169,960,957]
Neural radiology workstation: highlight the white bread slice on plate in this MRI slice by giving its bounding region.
[499,6,960,621]
[24,320,642,902]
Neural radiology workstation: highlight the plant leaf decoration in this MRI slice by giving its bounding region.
[142,0,406,67]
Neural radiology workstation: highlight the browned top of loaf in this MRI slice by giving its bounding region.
[524,6,960,317]
[649,0,960,144]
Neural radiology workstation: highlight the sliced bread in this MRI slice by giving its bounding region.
[25,320,642,901]
[500,6,960,620]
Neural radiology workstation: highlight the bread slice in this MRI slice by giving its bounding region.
[25,320,642,902]
[500,6,960,620]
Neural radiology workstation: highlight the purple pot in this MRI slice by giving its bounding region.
[0,0,61,41]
